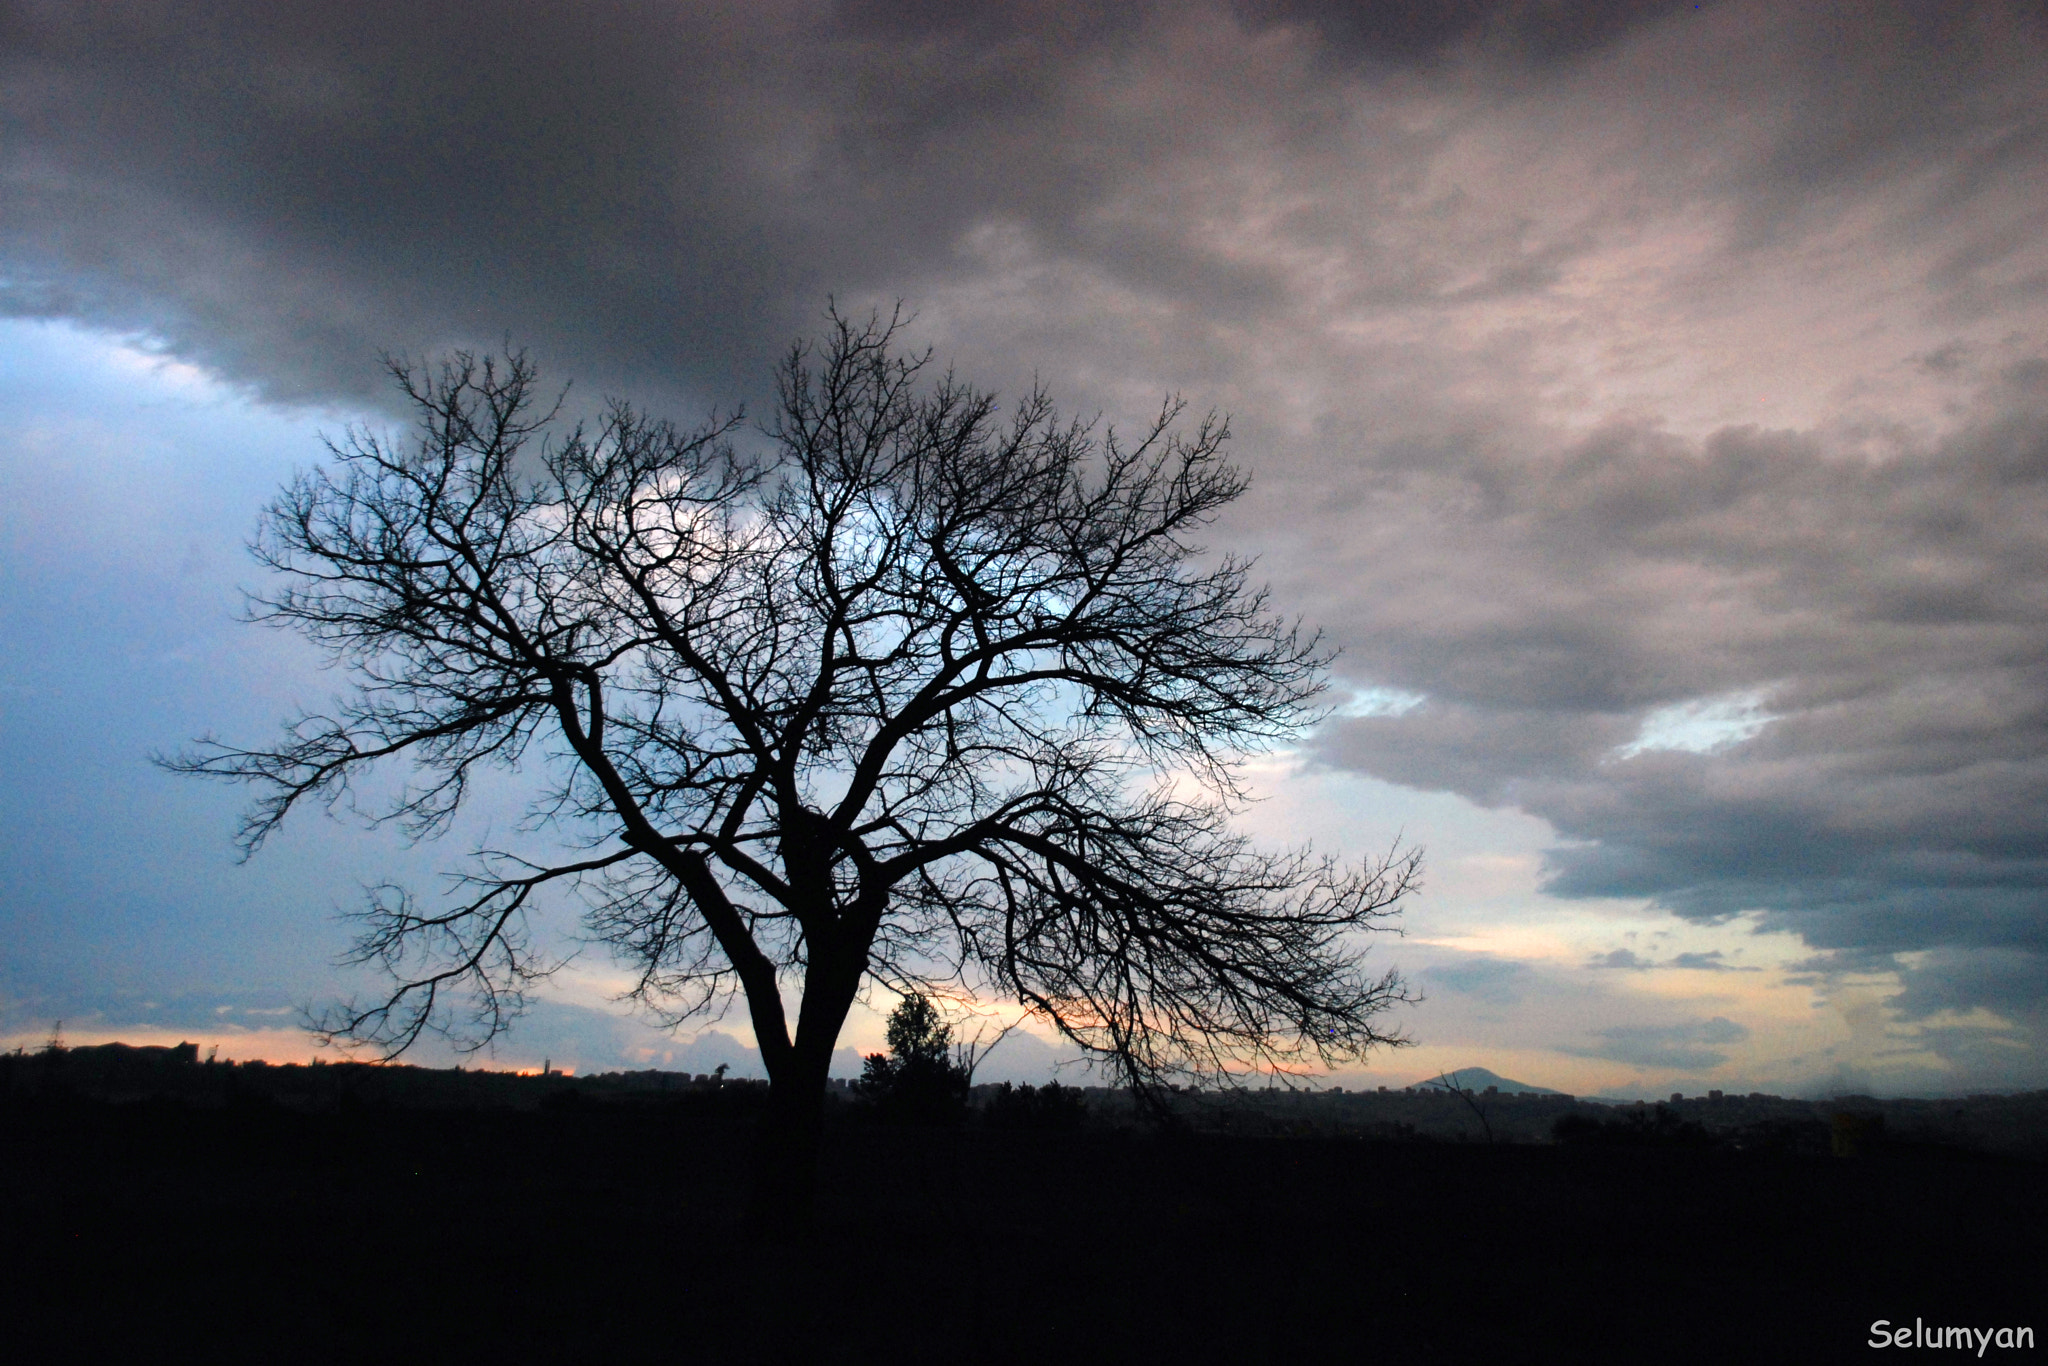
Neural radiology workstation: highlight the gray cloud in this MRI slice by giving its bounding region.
[1229,0,1710,69]
[1588,949,1759,972]
[0,988,300,1038]
[1308,382,2048,1031]
[1564,1015,1750,1071]
[1423,954,1537,1002]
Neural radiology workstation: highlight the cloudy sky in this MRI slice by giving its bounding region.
[5,0,2047,1096]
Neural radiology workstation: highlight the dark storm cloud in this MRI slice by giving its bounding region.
[0,0,1276,406]
[2,0,865,404]
[3,0,1967,406]
[7,1,2036,404]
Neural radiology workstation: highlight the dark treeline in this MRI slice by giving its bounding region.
[9,1041,2046,1158]
[3,1040,2044,1360]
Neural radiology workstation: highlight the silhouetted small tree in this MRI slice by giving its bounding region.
[857,993,969,1125]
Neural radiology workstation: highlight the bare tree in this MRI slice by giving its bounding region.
[950,1009,1025,1089]
[167,307,1419,1226]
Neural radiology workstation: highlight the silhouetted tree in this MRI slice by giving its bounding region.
[166,306,1419,1228]
[856,993,969,1125]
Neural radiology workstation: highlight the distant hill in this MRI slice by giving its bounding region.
[1421,1067,1563,1096]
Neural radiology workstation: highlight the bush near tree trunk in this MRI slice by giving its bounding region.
[856,994,969,1126]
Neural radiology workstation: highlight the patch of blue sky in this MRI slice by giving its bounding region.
[0,319,404,1015]
[1333,685,1427,719]
[1613,688,1776,760]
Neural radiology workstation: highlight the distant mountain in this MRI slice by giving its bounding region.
[1420,1067,1563,1096]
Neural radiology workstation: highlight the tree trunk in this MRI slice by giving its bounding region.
[742,916,869,1240]
[747,1071,826,1240]
[747,975,854,1240]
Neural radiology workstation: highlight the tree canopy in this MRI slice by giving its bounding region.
[170,307,1417,1188]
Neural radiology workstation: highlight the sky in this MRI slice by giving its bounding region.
[4,0,2047,1098]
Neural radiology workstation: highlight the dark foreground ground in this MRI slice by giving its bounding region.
[3,1086,2042,1364]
